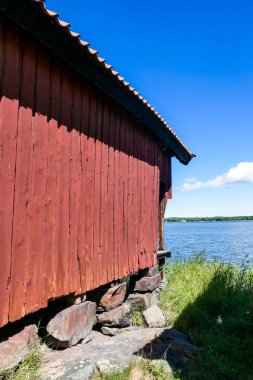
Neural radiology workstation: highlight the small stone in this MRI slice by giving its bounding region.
[97,304,130,327]
[143,305,165,328]
[101,326,138,336]
[126,290,159,310]
[99,282,127,311]
[149,289,160,306]
[125,293,150,309]
[0,324,38,370]
[141,265,159,277]
[96,359,111,373]
[134,273,162,292]
[46,301,96,348]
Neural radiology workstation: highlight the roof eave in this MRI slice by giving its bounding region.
[0,0,194,164]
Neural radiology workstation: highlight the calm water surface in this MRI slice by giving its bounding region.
[164,221,253,265]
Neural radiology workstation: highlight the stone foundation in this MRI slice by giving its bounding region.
[0,265,165,371]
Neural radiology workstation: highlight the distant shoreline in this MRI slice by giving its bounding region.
[164,216,253,222]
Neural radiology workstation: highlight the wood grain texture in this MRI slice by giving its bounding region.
[0,17,172,328]
[0,20,21,326]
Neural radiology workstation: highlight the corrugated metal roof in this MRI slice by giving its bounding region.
[2,0,195,163]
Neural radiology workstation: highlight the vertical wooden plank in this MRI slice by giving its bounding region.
[144,135,150,267]
[132,122,138,272]
[100,98,109,284]
[143,134,149,268]
[25,44,50,314]
[68,76,82,295]
[125,116,132,273]
[0,15,7,327]
[147,136,154,267]
[108,104,115,281]
[147,137,153,267]
[150,140,154,257]
[93,91,102,288]
[146,136,151,266]
[137,128,145,269]
[107,100,115,282]
[41,52,58,304]
[9,36,36,321]
[116,112,122,279]
[111,105,118,280]
[0,20,21,326]
[128,118,134,273]
[43,55,61,300]
[54,64,71,297]
[77,81,89,292]
[85,88,96,289]
[155,143,159,259]
[0,14,4,87]
[138,128,142,269]
[167,157,172,199]
[135,122,140,271]
[155,144,160,251]
[118,116,127,278]
[151,140,157,264]
[123,117,130,275]
[113,105,120,280]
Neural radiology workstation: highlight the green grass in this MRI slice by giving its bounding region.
[93,359,179,380]
[159,254,253,380]
[0,340,43,380]
[93,365,132,380]
[2,254,253,380]
[130,305,147,327]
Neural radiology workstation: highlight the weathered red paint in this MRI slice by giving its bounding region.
[0,16,172,328]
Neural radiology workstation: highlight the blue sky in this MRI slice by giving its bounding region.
[46,0,253,217]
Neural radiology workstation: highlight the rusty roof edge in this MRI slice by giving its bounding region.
[0,0,195,165]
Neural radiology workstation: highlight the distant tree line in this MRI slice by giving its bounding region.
[164,216,253,222]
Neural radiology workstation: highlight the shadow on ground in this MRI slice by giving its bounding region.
[136,266,253,379]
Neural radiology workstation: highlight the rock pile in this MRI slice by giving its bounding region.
[0,264,166,373]
[94,265,164,332]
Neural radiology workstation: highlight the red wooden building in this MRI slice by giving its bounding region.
[0,0,194,328]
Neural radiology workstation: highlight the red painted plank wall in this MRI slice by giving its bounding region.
[0,16,172,328]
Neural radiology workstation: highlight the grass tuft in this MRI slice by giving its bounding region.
[160,254,253,380]
[130,305,147,327]
[0,340,43,380]
[92,359,178,380]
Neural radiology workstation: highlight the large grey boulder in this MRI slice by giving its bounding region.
[97,304,130,327]
[46,301,96,348]
[0,324,38,370]
[143,305,165,328]
[134,273,161,292]
[40,327,199,379]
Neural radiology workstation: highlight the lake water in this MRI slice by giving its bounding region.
[164,221,253,266]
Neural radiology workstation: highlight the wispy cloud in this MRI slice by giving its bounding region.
[181,162,253,191]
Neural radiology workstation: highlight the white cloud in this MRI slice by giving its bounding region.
[181,162,253,191]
